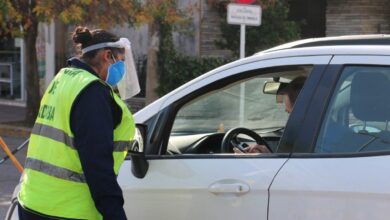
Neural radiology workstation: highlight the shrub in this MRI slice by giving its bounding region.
[157,23,230,96]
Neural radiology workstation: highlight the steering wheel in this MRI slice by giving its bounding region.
[221,127,272,153]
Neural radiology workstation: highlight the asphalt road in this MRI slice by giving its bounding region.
[0,136,28,220]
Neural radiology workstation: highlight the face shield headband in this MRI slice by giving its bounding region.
[81,38,141,100]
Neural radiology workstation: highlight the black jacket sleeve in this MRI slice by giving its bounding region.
[70,81,127,220]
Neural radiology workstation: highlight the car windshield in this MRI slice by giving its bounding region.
[171,77,290,135]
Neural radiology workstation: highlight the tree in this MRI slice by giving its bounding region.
[0,0,191,120]
[0,0,138,124]
[209,0,301,57]
[140,0,191,104]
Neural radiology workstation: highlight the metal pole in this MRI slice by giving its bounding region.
[239,24,246,126]
[0,139,29,164]
[0,137,24,173]
[240,24,246,59]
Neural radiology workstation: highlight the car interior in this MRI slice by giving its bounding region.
[315,66,390,153]
[165,66,313,155]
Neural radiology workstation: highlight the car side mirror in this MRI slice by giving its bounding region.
[128,124,149,179]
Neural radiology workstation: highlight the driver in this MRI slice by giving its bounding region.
[234,76,306,153]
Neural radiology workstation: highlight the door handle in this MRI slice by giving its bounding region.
[208,180,250,195]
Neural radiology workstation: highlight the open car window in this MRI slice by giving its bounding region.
[167,65,313,155]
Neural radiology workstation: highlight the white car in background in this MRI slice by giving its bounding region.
[7,35,390,220]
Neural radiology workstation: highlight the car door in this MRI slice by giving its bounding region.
[269,55,390,220]
[118,55,332,220]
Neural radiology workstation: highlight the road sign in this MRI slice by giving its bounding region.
[227,3,261,26]
[236,0,256,4]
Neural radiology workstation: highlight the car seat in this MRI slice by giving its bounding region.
[349,71,390,152]
[317,71,390,153]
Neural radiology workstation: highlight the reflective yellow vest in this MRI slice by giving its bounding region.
[19,67,135,220]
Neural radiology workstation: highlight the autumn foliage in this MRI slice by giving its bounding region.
[0,0,188,122]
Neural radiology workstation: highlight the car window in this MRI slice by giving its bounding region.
[168,65,312,154]
[172,77,288,134]
[315,66,390,153]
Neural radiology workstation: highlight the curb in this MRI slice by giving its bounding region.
[0,124,31,138]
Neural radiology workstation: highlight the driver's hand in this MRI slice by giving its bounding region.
[233,144,270,154]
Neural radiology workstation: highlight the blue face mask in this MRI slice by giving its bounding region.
[106,55,125,87]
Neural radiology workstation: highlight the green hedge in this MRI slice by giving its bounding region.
[156,23,230,96]
[156,55,229,96]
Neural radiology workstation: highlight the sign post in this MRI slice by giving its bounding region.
[227,3,261,126]
[227,3,262,57]
[240,24,246,59]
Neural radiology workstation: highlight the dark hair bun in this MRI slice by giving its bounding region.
[72,26,92,46]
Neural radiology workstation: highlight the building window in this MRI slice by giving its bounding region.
[0,37,22,100]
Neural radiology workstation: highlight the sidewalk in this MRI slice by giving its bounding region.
[0,104,31,138]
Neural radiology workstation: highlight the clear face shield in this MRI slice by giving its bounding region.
[116,38,140,100]
[81,38,141,100]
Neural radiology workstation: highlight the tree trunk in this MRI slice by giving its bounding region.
[55,20,68,73]
[145,22,160,105]
[24,21,40,125]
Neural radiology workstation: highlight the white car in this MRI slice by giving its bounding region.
[7,35,390,220]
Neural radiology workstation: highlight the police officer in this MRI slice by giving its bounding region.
[18,26,139,220]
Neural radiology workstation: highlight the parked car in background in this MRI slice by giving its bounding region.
[7,35,390,220]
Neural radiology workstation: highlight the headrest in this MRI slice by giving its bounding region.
[351,72,390,121]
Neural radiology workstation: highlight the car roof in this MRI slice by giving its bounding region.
[220,45,390,75]
[259,34,390,54]
[253,45,390,59]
